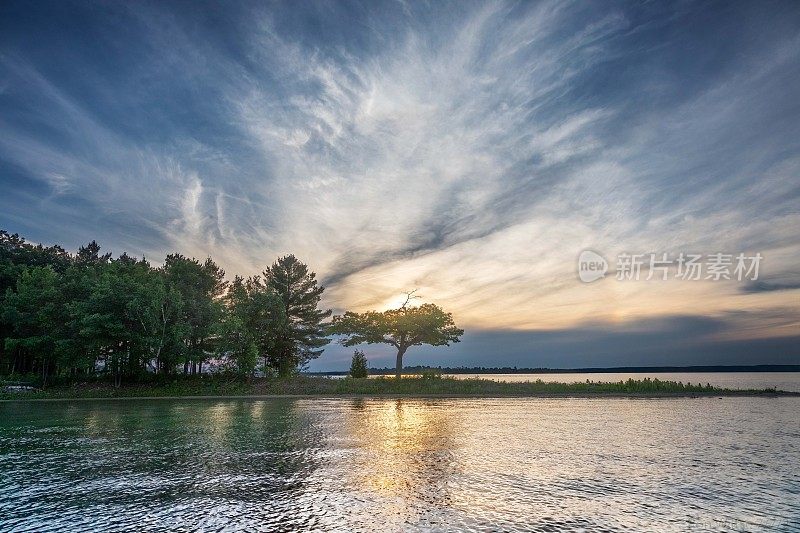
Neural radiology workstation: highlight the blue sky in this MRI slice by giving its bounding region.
[1,0,799,370]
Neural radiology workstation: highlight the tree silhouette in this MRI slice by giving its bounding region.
[263,255,331,376]
[330,292,463,378]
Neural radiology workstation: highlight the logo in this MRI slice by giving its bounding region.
[578,250,608,283]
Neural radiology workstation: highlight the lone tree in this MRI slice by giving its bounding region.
[330,292,463,379]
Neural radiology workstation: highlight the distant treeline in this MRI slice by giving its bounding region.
[312,364,800,375]
[0,230,331,385]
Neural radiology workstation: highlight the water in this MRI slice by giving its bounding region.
[322,371,800,392]
[2,398,799,531]
[444,372,800,392]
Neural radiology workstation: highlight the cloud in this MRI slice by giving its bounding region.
[1,0,799,368]
[317,313,800,371]
[742,280,800,294]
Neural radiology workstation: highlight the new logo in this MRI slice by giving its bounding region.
[578,250,608,283]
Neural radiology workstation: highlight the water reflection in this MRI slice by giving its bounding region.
[0,399,325,531]
[1,397,799,531]
[343,400,456,518]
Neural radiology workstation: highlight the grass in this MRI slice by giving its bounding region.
[1,375,795,400]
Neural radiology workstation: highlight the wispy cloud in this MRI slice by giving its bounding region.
[1,0,798,367]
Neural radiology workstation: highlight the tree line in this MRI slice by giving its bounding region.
[1,229,463,385]
[0,230,330,385]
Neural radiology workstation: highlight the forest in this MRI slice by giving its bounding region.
[0,230,331,385]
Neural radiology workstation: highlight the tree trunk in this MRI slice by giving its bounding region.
[114,357,121,388]
[278,355,292,378]
[395,348,406,379]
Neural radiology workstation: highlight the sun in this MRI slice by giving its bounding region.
[381,291,423,311]
[381,293,410,311]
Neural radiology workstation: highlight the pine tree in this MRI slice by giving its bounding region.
[263,255,331,376]
[162,254,227,375]
[219,275,285,376]
[349,350,369,378]
[75,240,111,265]
[1,266,64,385]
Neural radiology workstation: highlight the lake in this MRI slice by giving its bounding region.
[1,397,799,531]
[445,372,800,392]
[323,371,800,392]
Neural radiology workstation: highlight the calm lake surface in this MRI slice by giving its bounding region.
[2,397,799,531]
[324,371,800,392]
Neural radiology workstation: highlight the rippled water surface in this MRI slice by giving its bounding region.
[1,397,799,531]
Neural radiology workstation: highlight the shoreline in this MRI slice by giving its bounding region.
[3,390,799,402]
[3,376,796,402]
[312,365,800,376]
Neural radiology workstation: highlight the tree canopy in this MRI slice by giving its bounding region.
[1,230,465,384]
[0,230,331,384]
[264,255,332,376]
[330,294,463,378]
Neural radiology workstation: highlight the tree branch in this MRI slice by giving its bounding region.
[400,289,420,309]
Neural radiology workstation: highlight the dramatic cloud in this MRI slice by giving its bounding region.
[1,0,798,369]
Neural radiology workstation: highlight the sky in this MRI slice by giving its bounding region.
[1,0,798,370]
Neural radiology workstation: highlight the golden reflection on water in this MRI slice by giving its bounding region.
[3,398,800,531]
[343,399,457,504]
[205,402,236,442]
